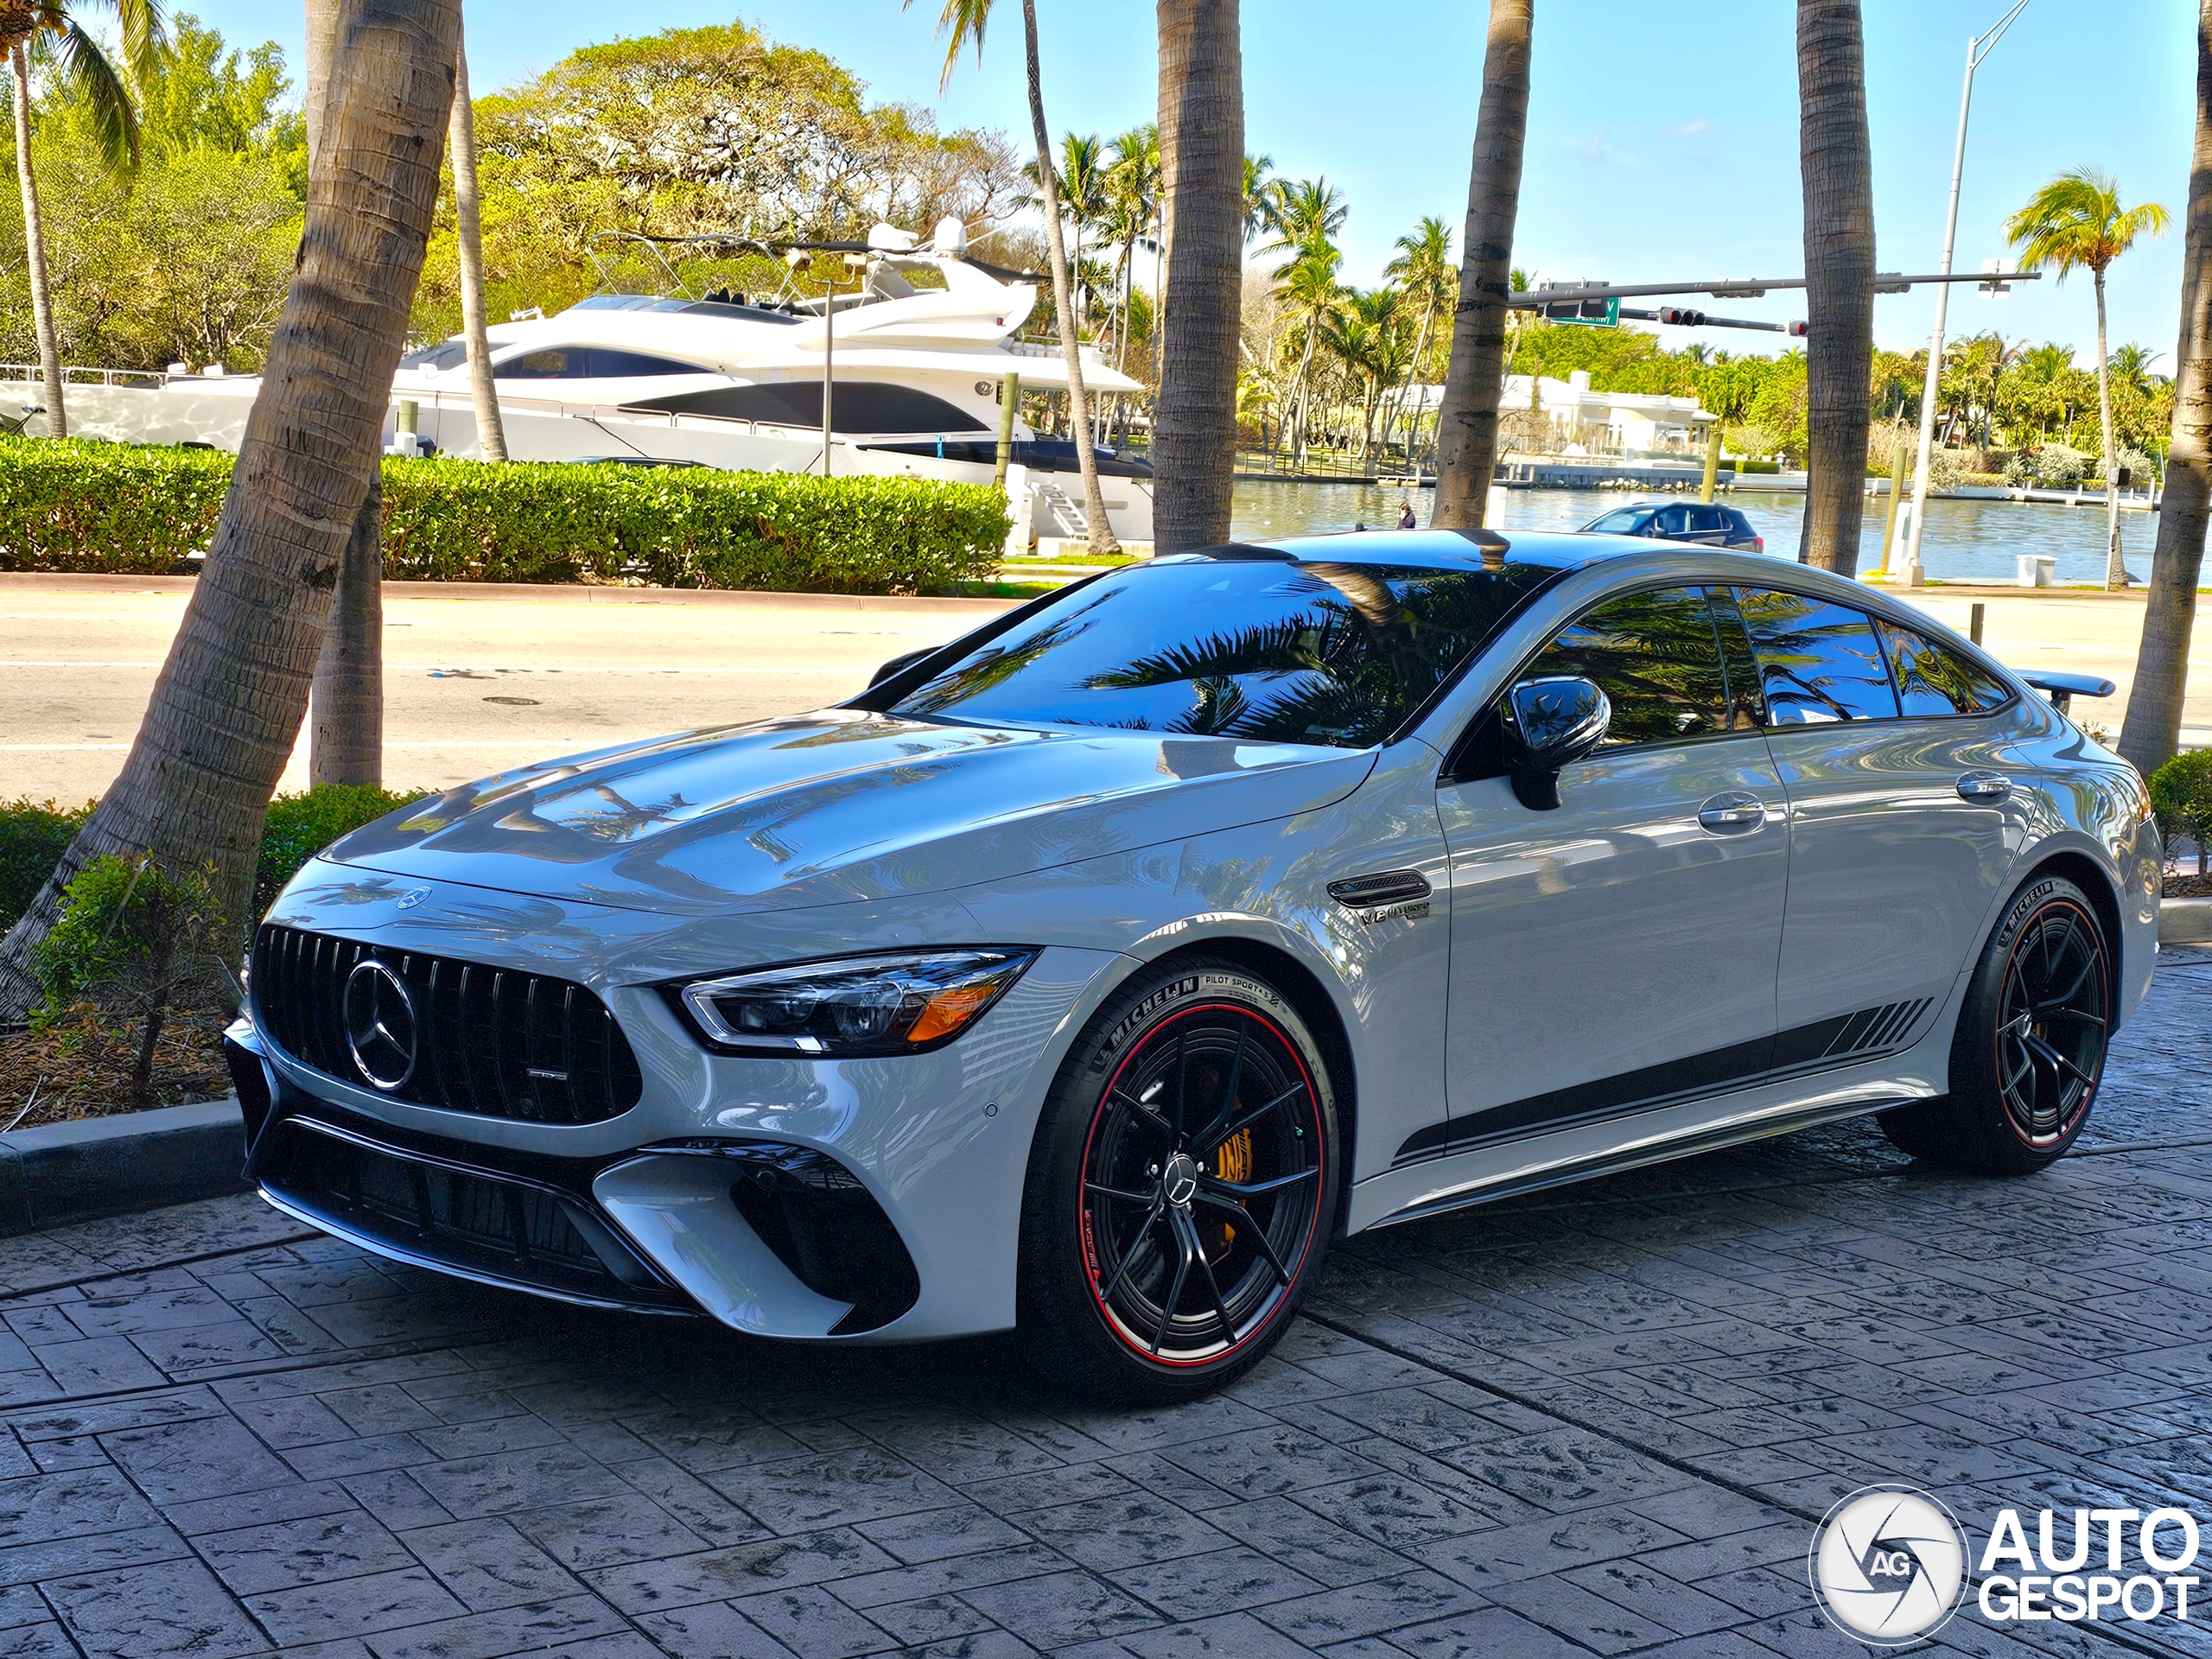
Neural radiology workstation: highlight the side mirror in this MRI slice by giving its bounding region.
[1502,676,1611,810]
[868,646,938,690]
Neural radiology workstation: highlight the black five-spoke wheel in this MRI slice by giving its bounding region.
[1020,960,1338,1401]
[1081,1004,1324,1364]
[1993,893,2108,1148]
[1881,873,2111,1175]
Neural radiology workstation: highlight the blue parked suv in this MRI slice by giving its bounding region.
[1584,500,1764,552]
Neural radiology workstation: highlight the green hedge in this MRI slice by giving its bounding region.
[0,785,432,934]
[0,439,1009,593]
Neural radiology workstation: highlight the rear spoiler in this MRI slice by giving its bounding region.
[2018,670,2116,715]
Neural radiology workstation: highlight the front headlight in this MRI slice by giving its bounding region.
[672,949,1039,1057]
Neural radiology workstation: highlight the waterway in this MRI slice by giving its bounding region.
[1228,480,2157,587]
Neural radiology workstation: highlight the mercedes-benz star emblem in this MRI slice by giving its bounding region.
[396,886,432,911]
[342,958,419,1091]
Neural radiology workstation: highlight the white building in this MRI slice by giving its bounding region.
[1501,370,1714,457]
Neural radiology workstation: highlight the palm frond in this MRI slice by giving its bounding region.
[53,18,139,171]
[67,0,165,86]
[906,0,992,94]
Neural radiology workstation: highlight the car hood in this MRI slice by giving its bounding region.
[326,710,1377,915]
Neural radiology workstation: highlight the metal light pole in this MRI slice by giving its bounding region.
[800,251,867,477]
[1893,0,2031,586]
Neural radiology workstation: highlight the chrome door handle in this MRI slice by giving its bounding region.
[1956,772,2012,802]
[1696,792,1767,834]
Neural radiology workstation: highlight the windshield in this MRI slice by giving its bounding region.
[888,554,1560,749]
[1586,509,1650,534]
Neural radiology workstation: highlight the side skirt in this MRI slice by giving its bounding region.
[1365,1092,1916,1230]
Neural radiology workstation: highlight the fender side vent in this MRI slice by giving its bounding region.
[1328,870,1433,910]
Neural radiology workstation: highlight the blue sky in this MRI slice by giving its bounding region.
[193,0,2198,363]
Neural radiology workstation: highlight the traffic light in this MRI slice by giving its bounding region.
[1658,307,1707,327]
[1788,320,1809,338]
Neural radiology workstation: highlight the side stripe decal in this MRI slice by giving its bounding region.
[1395,997,1935,1168]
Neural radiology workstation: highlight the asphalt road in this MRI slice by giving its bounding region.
[1,574,2204,804]
[0,579,1002,803]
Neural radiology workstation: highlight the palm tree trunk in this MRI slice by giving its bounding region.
[450,22,505,462]
[311,468,385,785]
[10,47,64,441]
[1019,0,1118,554]
[0,0,461,1016]
[1796,0,1874,575]
[2120,0,2212,773]
[1154,0,1242,551]
[1432,0,1531,528]
[1389,299,1438,465]
[305,0,399,789]
[1290,324,1317,460]
[2093,268,2127,588]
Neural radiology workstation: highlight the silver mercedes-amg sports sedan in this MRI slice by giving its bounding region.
[228,529,2158,1400]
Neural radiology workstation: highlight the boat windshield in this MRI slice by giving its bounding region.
[887,553,1562,750]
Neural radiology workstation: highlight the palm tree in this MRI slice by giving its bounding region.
[1153,2,1243,551]
[1796,0,1875,576]
[1328,289,1405,459]
[1255,175,1345,263]
[0,0,462,1015]
[1381,216,1452,465]
[2120,0,2212,772]
[4,0,164,441]
[1433,0,1532,527]
[1273,241,1344,461]
[2109,342,2159,393]
[1240,151,1275,243]
[450,18,505,463]
[1021,131,1107,322]
[2008,166,2171,588]
[1101,125,1158,375]
[916,0,1119,554]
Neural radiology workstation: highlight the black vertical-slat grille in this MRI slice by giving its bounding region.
[251,924,643,1123]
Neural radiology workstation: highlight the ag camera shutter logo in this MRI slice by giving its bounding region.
[1809,1484,1968,1643]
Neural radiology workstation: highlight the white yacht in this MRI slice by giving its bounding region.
[1,219,1154,544]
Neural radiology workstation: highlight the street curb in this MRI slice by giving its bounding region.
[0,1096,246,1236]
[0,572,1016,613]
[2164,897,2212,946]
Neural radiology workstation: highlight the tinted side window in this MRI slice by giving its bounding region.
[629,380,988,435]
[1652,505,1694,536]
[1877,620,2012,715]
[497,348,576,378]
[1688,506,1731,535]
[1517,586,1732,749]
[1703,586,1766,730]
[1734,588,1899,724]
[587,350,711,378]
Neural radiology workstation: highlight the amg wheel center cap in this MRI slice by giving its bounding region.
[1162,1152,1199,1208]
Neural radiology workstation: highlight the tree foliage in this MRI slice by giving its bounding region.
[0,15,303,370]
[411,21,1024,340]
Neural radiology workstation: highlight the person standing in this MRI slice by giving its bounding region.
[1398,500,1418,529]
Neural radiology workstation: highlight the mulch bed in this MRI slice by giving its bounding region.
[2168,873,2212,899]
[0,1005,231,1129]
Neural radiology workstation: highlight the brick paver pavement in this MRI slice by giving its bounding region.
[3,952,2209,1658]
